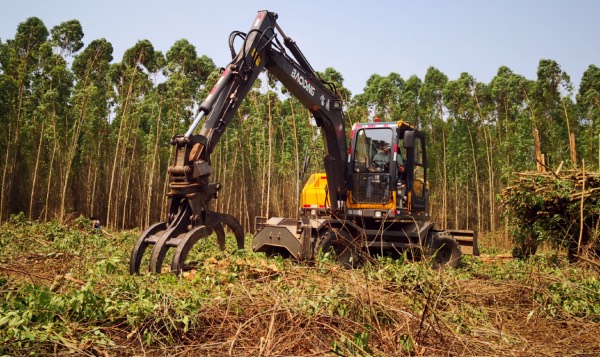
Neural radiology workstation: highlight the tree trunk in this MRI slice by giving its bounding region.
[44,120,59,221]
[59,95,91,222]
[561,97,576,167]
[442,128,448,230]
[107,64,140,228]
[146,108,162,228]
[466,123,481,233]
[534,129,543,172]
[29,121,45,219]
[289,101,300,218]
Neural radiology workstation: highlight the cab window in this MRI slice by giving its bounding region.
[353,128,393,172]
[413,137,425,198]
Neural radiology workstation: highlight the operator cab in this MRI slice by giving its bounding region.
[348,121,428,221]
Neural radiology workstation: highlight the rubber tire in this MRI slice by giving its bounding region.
[315,227,361,269]
[429,233,462,269]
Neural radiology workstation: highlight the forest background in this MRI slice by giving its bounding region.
[1,17,600,245]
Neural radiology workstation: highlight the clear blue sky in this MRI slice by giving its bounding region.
[1,0,598,96]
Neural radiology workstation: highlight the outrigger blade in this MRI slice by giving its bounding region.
[447,229,480,256]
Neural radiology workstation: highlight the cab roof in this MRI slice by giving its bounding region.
[351,121,415,131]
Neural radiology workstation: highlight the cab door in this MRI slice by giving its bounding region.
[410,133,427,211]
[403,131,427,212]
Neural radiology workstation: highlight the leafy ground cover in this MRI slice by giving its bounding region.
[1,215,599,356]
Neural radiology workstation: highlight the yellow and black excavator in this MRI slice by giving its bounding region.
[130,10,478,274]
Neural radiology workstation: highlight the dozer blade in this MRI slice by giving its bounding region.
[446,229,480,256]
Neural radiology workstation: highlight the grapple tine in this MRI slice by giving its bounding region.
[149,203,192,273]
[207,212,244,250]
[170,225,213,273]
[149,226,177,273]
[214,223,226,250]
[129,222,167,274]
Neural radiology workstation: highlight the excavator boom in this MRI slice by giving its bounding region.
[130,10,351,274]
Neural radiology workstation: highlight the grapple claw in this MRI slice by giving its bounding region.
[170,213,245,274]
[130,113,247,275]
[130,201,244,274]
[170,225,212,273]
[148,203,192,273]
[129,222,167,274]
[214,223,226,250]
[206,212,244,250]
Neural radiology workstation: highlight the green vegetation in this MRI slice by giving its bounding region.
[502,170,600,259]
[1,219,598,355]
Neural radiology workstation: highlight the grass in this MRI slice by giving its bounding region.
[0,215,599,356]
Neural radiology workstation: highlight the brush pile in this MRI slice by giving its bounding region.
[502,169,600,261]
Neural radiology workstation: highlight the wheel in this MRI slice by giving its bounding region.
[315,227,361,268]
[429,233,462,269]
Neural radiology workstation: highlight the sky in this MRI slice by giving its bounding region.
[1,0,599,96]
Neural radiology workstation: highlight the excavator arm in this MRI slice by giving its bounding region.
[191,10,347,209]
[130,10,348,274]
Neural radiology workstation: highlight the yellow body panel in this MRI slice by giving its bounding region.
[300,173,330,208]
[301,173,398,210]
[346,191,396,210]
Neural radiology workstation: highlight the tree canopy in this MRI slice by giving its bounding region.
[1,17,598,238]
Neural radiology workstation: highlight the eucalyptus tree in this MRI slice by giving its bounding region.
[533,59,576,168]
[443,73,482,232]
[50,20,83,57]
[399,75,422,126]
[0,17,49,220]
[470,79,497,235]
[106,40,158,228]
[30,20,87,222]
[164,39,214,122]
[28,20,83,220]
[0,39,8,156]
[68,38,113,221]
[30,40,75,220]
[490,67,533,177]
[509,73,537,171]
[419,67,448,227]
[355,72,404,120]
[576,65,600,166]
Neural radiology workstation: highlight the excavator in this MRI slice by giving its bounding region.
[129,10,478,274]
